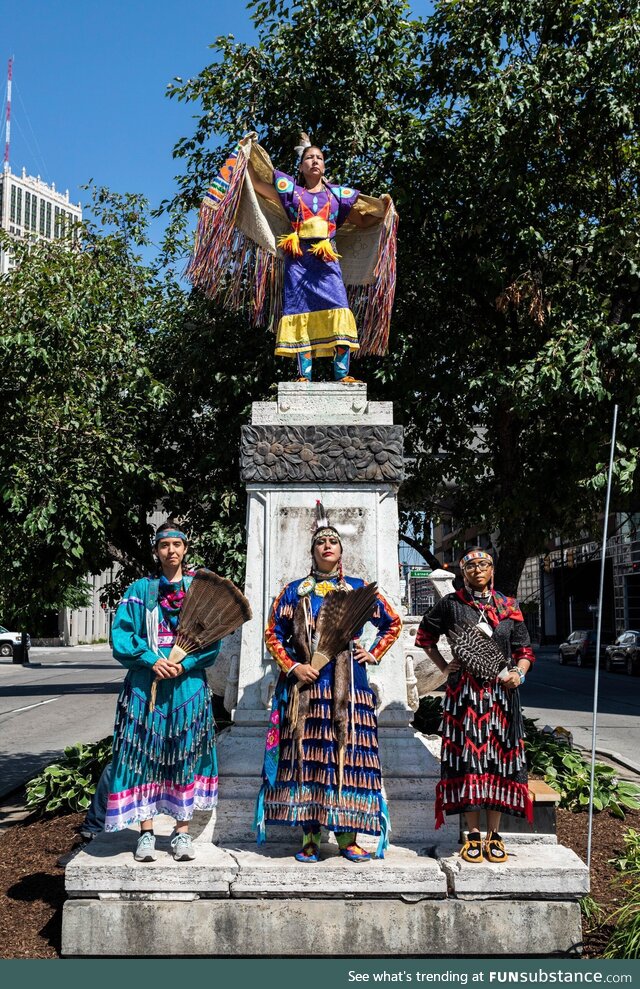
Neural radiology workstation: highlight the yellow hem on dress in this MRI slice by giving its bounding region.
[275,307,359,358]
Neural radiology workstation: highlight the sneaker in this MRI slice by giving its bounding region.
[171,832,196,861]
[134,832,157,862]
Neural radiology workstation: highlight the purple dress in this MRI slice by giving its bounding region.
[273,170,360,357]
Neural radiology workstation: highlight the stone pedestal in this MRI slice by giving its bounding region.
[214,382,451,848]
[62,383,588,957]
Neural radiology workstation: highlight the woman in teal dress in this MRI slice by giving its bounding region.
[105,522,221,862]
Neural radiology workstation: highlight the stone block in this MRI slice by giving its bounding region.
[65,821,238,897]
[251,381,393,426]
[227,842,447,898]
[61,897,583,956]
[437,842,589,899]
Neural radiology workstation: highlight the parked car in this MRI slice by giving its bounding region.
[0,626,31,658]
[604,631,640,676]
[558,630,598,667]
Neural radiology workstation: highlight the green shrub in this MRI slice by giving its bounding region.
[26,736,112,816]
[604,879,640,958]
[610,829,640,873]
[580,895,604,925]
[524,717,571,776]
[412,695,443,735]
[604,828,640,958]
[524,718,640,819]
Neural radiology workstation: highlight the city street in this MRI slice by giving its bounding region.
[523,647,640,772]
[0,646,124,798]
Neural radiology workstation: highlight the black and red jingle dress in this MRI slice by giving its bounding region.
[416,588,535,829]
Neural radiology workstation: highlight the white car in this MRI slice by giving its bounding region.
[0,626,31,657]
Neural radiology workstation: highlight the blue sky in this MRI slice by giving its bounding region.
[2,1,255,227]
[2,1,429,247]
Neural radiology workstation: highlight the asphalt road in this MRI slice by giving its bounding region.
[0,645,124,798]
[522,647,640,772]
[0,642,638,801]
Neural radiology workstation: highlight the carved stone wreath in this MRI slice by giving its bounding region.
[240,425,404,483]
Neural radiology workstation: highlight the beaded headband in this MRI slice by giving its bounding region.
[461,550,493,567]
[155,528,188,545]
[312,525,342,547]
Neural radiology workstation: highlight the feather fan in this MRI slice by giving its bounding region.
[150,569,252,710]
[289,598,313,776]
[447,621,509,682]
[311,583,378,670]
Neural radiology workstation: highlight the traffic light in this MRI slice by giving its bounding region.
[543,556,551,573]
[566,549,574,568]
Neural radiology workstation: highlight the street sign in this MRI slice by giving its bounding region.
[410,569,432,578]
[587,604,598,613]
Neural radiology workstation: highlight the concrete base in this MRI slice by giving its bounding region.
[63,821,588,957]
[61,897,583,957]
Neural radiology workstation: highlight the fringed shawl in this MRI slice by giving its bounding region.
[186,133,398,357]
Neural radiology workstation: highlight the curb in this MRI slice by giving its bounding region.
[593,747,640,776]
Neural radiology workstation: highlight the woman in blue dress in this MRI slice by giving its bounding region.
[254,509,402,862]
[105,522,221,862]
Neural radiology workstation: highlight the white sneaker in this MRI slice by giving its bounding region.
[134,832,157,862]
[171,832,196,861]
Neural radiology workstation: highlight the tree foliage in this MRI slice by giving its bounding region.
[4,0,640,626]
[0,192,175,627]
[163,0,640,591]
[395,0,640,588]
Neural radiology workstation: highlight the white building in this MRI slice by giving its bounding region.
[0,163,82,273]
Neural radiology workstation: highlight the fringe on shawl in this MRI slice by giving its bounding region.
[186,139,398,348]
[185,144,284,329]
[348,205,398,357]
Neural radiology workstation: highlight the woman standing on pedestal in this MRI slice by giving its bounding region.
[416,549,534,863]
[249,144,386,383]
[186,134,398,379]
[104,522,221,862]
[254,505,402,862]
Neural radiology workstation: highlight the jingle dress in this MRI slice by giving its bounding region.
[254,574,401,856]
[273,170,360,359]
[105,573,221,831]
[416,588,535,829]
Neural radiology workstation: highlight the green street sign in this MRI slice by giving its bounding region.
[410,568,432,578]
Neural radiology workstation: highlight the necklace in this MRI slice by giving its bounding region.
[465,587,494,637]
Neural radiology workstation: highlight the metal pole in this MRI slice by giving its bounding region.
[4,57,13,168]
[587,404,618,870]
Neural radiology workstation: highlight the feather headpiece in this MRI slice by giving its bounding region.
[294,130,312,163]
[311,500,342,549]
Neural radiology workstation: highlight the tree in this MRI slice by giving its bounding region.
[164,0,640,592]
[0,191,176,629]
[391,0,640,590]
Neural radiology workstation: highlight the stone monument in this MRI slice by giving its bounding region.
[61,383,588,957]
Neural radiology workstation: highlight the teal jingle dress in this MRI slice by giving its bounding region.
[105,573,221,831]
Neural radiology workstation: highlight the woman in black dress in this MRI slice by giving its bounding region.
[416,549,534,863]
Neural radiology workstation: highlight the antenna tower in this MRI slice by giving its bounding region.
[4,56,12,168]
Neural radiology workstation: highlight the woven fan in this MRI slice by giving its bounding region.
[150,569,252,710]
[311,583,379,670]
[447,621,509,682]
